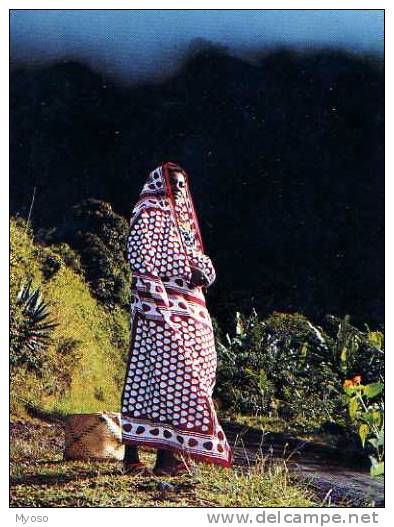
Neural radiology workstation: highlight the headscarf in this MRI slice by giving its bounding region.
[130,161,204,254]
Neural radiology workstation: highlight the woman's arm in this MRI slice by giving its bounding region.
[187,249,216,288]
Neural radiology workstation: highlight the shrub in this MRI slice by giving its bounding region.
[324,314,384,384]
[54,199,130,308]
[215,310,384,434]
[343,376,384,476]
[10,279,58,372]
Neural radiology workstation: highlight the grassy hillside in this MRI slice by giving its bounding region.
[10,217,129,420]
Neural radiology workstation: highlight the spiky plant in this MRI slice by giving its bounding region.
[10,279,58,371]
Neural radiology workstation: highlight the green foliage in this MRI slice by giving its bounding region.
[53,199,130,308]
[215,310,384,436]
[343,377,384,476]
[10,217,129,419]
[215,310,340,428]
[10,279,58,371]
[50,243,83,275]
[325,314,384,384]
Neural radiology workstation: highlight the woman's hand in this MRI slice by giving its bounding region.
[189,268,208,288]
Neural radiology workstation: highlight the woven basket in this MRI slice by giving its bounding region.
[64,412,125,461]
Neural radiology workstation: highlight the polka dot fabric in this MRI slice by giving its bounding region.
[127,207,193,283]
[120,164,232,467]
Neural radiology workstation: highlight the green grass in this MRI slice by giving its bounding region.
[10,422,319,507]
[10,217,129,420]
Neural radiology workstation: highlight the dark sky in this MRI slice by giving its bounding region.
[10,9,384,83]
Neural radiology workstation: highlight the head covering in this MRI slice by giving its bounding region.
[131,161,204,253]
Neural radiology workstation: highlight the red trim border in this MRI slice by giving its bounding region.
[122,436,232,468]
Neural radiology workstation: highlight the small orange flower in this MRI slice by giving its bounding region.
[353,375,362,385]
[343,379,355,389]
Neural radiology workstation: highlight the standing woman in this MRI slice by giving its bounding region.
[121,161,232,475]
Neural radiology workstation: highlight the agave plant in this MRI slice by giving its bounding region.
[10,279,58,370]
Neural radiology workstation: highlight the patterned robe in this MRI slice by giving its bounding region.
[121,162,232,467]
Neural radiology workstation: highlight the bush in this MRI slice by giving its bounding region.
[53,199,130,308]
[324,314,384,384]
[215,310,384,434]
[215,310,340,426]
[343,376,384,476]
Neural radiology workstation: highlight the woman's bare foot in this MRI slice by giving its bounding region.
[153,449,190,476]
[123,445,152,475]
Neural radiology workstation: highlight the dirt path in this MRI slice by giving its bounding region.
[223,421,384,506]
[10,420,384,507]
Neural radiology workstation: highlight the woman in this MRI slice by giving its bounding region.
[121,161,232,475]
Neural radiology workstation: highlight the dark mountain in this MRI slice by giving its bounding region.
[10,46,384,329]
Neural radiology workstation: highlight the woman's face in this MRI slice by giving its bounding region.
[169,171,186,199]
